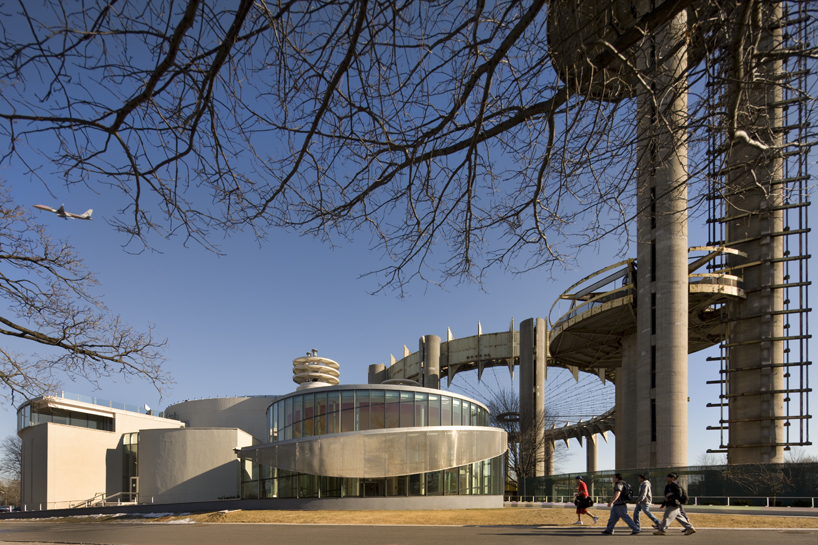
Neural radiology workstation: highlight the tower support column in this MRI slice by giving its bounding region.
[725,1,785,464]
[520,318,547,476]
[420,335,441,390]
[634,3,689,468]
[586,434,598,474]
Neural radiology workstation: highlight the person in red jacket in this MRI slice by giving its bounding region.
[573,476,600,525]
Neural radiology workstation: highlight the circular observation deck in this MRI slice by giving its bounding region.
[548,248,746,377]
[293,351,340,390]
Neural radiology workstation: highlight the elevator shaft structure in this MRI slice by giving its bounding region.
[706,0,813,463]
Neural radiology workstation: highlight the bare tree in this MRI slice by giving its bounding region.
[484,388,569,486]
[0,185,169,403]
[720,463,795,502]
[696,452,728,466]
[784,448,818,464]
[0,435,21,482]
[0,1,811,292]
[0,435,21,507]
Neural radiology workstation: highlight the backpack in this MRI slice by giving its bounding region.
[621,482,633,502]
[678,484,688,505]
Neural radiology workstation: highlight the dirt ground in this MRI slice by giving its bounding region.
[167,508,818,528]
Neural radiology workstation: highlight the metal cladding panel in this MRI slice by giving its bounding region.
[405,431,428,474]
[337,435,366,476]
[298,438,321,475]
[427,429,456,469]
[240,427,506,479]
[363,433,390,475]
[276,442,297,471]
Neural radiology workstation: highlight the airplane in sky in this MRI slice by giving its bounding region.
[33,204,93,220]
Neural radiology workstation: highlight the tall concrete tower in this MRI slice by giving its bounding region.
[547,0,812,467]
[633,1,690,469]
[548,0,692,468]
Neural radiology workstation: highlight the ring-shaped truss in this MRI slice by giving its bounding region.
[379,247,746,443]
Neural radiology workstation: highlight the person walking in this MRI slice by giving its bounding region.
[573,476,599,525]
[632,474,661,531]
[654,472,696,535]
[601,473,640,535]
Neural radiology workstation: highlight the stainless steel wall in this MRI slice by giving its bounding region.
[240,427,507,479]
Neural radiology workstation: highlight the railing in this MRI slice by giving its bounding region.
[504,495,816,508]
[57,391,159,416]
[549,259,636,329]
[66,491,137,509]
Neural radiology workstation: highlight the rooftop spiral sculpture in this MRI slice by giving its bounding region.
[293,349,340,391]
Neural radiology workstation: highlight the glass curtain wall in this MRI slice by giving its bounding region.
[270,389,490,442]
[17,404,114,432]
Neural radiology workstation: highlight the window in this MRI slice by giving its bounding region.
[452,398,462,426]
[370,390,385,429]
[292,395,302,439]
[302,393,314,437]
[461,401,471,426]
[314,391,327,435]
[327,391,341,434]
[341,391,355,432]
[385,391,400,428]
[428,394,440,427]
[356,390,370,431]
[284,397,293,441]
[446,467,459,494]
[426,470,443,496]
[440,396,451,426]
[414,392,427,427]
[458,465,470,495]
[400,391,414,427]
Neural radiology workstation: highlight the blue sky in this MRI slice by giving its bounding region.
[4,174,814,475]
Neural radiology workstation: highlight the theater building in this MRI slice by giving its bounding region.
[16,352,507,510]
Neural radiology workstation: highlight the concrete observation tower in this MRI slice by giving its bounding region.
[545,0,812,467]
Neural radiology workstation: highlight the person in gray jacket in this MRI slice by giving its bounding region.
[632,474,661,530]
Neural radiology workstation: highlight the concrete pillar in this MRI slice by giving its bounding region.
[420,335,441,390]
[545,440,555,476]
[725,1,785,464]
[634,2,689,468]
[620,334,638,468]
[586,434,598,474]
[519,318,547,477]
[368,363,386,385]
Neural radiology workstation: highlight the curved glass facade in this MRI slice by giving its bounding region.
[267,387,490,442]
[243,385,505,500]
[241,454,505,499]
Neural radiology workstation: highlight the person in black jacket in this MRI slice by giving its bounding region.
[653,473,696,536]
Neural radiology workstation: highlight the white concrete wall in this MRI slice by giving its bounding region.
[138,428,254,504]
[18,400,183,510]
[164,397,274,441]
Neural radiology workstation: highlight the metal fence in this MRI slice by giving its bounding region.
[519,462,818,508]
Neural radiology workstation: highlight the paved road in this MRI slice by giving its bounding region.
[0,522,815,545]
